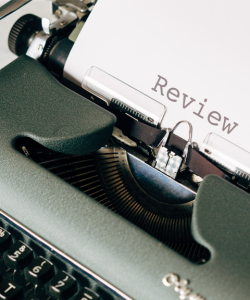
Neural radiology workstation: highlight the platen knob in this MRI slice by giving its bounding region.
[8,14,42,56]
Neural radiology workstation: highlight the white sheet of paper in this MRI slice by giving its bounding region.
[64,0,250,153]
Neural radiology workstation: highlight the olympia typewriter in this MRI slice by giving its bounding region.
[0,1,249,300]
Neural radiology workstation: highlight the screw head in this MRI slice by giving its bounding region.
[60,20,67,26]
[55,9,62,18]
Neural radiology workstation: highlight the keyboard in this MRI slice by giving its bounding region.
[0,214,121,300]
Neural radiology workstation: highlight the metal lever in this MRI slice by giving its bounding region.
[170,121,193,163]
[42,17,51,35]
[155,120,193,179]
[159,120,193,162]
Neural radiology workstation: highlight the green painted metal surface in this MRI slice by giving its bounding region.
[0,56,249,300]
[0,55,116,155]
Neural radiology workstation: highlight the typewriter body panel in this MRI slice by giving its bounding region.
[0,2,250,300]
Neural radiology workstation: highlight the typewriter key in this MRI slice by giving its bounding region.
[4,241,33,270]
[0,279,22,300]
[0,228,12,253]
[24,295,41,300]
[25,256,54,285]
[74,288,100,300]
[49,271,77,300]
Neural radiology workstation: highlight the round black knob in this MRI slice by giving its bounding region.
[8,14,42,56]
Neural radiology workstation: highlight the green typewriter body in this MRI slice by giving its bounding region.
[0,2,250,300]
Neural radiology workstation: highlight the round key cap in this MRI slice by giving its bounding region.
[49,271,77,300]
[74,288,100,300]
[24,294,41,300]
[0,228,12,253]
[4,241,33,270]
[25,256,54,285]
[0,279,22,300]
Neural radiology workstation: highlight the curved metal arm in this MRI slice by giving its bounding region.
[160,120,193,163]
[171,120,193,144]
[171,121,193,163]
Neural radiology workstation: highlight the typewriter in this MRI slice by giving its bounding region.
[0,1,249,300]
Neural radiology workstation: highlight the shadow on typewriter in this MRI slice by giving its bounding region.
[15,137,210,265]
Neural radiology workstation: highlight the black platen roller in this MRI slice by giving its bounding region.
[8,14,42,56]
